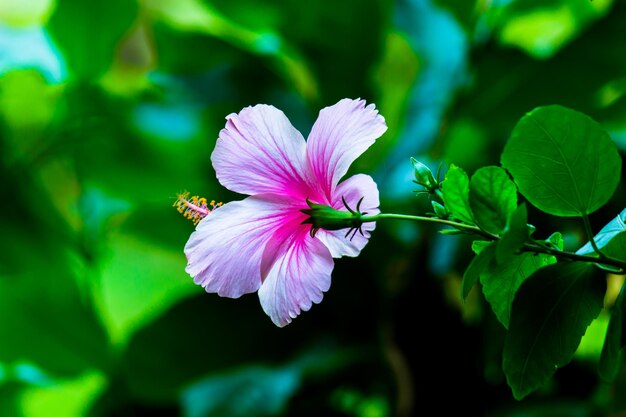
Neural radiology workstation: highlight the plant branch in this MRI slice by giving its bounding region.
[364,212,626,273]
[582,213,606,258]
[361,213,498,240]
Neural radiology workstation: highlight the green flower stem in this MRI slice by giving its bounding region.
[582,213,607,259]
[434,188,444,201]
[361,213,498,240]
[521,242,626,271]
[363,213,626,273]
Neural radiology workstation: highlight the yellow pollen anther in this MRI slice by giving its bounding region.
[174,192,221,225]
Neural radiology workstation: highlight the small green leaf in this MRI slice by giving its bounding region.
[472,240,491,255]
[442,164,474,224]
[503,262,606,400]
[481,252,555,329]
[599,283,626,381]
[547,232,564,251]
[501,105,621,217]
[462,242,497,300]
[577,208,626,256]
[431,201,448,219]
[469,166,518,235]
[438,229,465,235]
[497,204,530,262]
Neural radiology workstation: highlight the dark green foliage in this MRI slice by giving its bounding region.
[442,164,474,224]
[469,166,518,235]
[503,263,607,400]
[599,283,626,382]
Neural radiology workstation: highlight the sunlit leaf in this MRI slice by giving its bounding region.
[599,282,626,381]
[502,105,621,217]
[503,262,606,400]
[493,0,613,59]
[96,232,197,345]
[0,0,54,27]
[469,166,517,235]
[575,310,609,361]
[19,371,106,417]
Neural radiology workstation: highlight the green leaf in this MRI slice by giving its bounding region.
[496,204,530,262]
[481,252,555,329]
[469,166,518,235]
[471,240,491,255]
[547,232,564,251]
[494,0,613,60]
[46,0,138,80]
[442,164,474,224]
[96,233,198,345]
[599,282,626,381]
[462,242,497,300]
[431,201,448,218]
[501,105,621,217]
[503,262,606,400]
[577,208,626,256]
[19,372,107,417]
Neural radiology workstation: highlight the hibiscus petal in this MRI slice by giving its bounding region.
[306,99,387,196]
[316,174,380,258]
[212,105,311,198]
[184,195,301,298]
[258,228,333,327]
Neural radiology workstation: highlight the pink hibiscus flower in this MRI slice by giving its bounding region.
[184,98,387,327]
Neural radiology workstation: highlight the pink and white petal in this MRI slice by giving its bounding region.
[258,228,333,327]
[306,99,387,195]
[316,174,380,258]
[184,194,301,298]
[212,105,312,198]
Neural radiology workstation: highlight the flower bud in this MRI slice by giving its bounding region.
[411,157,437,190]
[432,201,448,219]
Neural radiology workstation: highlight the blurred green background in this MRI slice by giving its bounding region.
[1,0,626,415]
